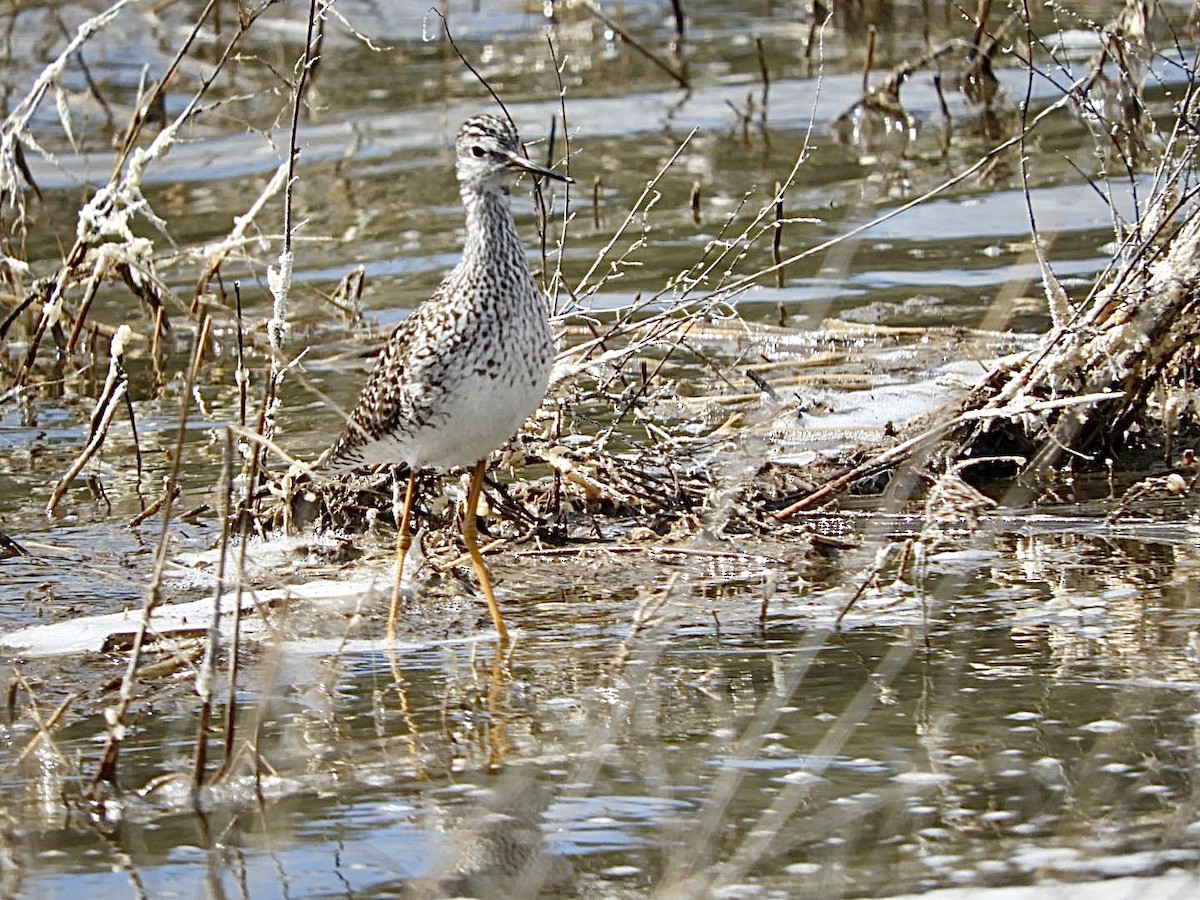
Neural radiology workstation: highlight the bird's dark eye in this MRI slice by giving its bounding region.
[471,145,486,158]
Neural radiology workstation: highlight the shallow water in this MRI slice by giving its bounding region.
[3,1,1200,897]
[8,522,1200,897]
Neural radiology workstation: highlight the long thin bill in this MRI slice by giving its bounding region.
[506,151,573,184]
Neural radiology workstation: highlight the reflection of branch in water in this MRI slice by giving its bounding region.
[577,0,689,89]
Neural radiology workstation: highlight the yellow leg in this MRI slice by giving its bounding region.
[463,459,508,643]
[387,471,418,642]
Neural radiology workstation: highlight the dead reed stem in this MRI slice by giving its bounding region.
[45,327,132,516]
[191,428,237,794]
[92,309,211,792]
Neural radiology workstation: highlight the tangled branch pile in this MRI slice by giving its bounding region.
[950,125,1200,475]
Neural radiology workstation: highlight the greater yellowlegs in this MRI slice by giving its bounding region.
[318,114,571,641]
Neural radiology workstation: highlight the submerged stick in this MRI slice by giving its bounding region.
[755,34,770,132]
[772,181,784,288]
[8,684,78,770]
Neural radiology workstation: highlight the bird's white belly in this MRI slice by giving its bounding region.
[405,367,545,470]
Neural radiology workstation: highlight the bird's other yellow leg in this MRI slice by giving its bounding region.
[463,459,508,643]
[388,471,418,642]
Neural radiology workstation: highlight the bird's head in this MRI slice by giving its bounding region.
[455,114,572,195]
